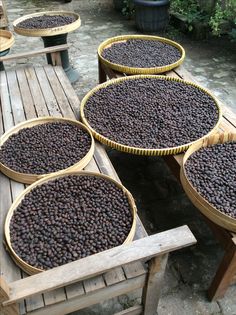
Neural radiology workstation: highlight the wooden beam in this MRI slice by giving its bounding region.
[142,254,168,315]
[0,277,19,315]
[114,305,143,315]
[4,225,196,306]
[0,44,69,62]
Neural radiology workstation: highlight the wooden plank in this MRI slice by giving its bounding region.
[0,71,14,131]
[24,275,146,315]
[65,282,84,300]
[123,262,147,279]
[43,288,66,306]
[5,225,196,305]
[16,68,37,120]
[115,305,143,315]
[43,65,75,118]
[83,276,106,293]
[24,67,48,116]
[104,267,126,286]
[0,44,69,62]
[23,273,44,313]
[34,67,62,117]
[53,66,79,115]
[142,254,168,315]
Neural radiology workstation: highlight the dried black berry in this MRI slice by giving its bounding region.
[9,175,133,270]
[83,78,219,149]
[0,122,91,174]
[17,15,76,29]
[185,142,236,218]
[102,39,182,68]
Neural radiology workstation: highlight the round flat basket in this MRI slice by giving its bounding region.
[0,117,95,184]
[180,132,236,232]
[5,171,137,275]
[80,75,222,156]
[13,11,81,37]
[98,35,185,74]
[0,30,14,52]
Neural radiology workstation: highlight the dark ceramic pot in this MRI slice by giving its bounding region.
[133,0,170,32]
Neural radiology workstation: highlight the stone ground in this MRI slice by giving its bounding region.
[3,0,236,314]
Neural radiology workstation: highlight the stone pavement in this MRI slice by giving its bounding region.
[3,0,236,314]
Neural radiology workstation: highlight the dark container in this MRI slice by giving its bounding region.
[133,0,170,32]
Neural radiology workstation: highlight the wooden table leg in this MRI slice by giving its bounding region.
[208,240,236,300]
[142,254,168,315]
[98,58,106,84]
[0,277,19,315]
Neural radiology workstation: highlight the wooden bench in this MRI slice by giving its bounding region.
[0,47,196,315]
[98,60,236,301]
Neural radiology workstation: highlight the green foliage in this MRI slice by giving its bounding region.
[171,0,236,38]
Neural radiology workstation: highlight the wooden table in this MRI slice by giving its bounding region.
[0,49,196,315]
[98,60,236,300]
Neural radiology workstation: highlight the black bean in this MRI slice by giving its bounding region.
[0,122,91,174]
[9,175,133,270]
[185,142,236,218]
[102,39,182,68]
[84,78,219,149]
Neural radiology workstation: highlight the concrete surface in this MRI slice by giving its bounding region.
[3,0,236,314]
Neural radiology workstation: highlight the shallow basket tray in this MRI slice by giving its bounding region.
[13,11,81,37]
[0,117,95,184]
[80,75,222,156]
[0,30,14,52]
[5,171,137,275]
[180,132,236,232]
[98,34,185,75]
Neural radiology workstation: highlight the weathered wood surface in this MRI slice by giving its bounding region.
[99,62,236,300]
[3,225,196,306]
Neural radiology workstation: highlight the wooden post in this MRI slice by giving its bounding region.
[50,51,62,66]
[142,254,168,315]
[0,277,19,315]
[98,58,106,84]
[208,240,236,300]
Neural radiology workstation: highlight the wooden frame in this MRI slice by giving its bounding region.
[0,48,196,314]
[98,59,236,300]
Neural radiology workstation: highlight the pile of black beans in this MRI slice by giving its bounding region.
[10,175,133,270]
[17,15,76,29]
[0,122,91,174]
[102,39,182,68]
[84,78,219,149]
[185,142,236,218]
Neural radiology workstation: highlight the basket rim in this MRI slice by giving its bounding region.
[181,132,236,226]
[98,34,186,74]
[13,11,81,36]
[4,170,137,274]
[0,30,15,52]
[0,116,95,181]
[80,74,222,156]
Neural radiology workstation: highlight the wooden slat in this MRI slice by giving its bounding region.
[22,273,44,313]
[65,282,84,300]
[23,275,146,315]
[123,262,147,279]
[34,67,62,117]
[4,225,196,305]
[83,276,106,293]
[104,267,126,286]
[0,44,70,62]
[24,67,48,116]
[115,305,143,315]
[16,68,37,120]
[0,71,14,131]
[43,65,75,118]
[43,288,66,306]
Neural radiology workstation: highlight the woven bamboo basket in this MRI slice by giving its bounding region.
[180,132,236,232]
[13,11,81,37]
[0,30,14,52]
[80,75,222,156]
[0,117,95,184]
[5,171,137,275]
[98,35,185,75]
